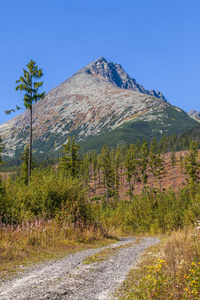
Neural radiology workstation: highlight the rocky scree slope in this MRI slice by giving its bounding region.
[0,57,197,159]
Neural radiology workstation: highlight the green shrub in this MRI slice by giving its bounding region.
[1,169,89,224]
[91,186,200,235]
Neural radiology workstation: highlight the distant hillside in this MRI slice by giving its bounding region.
[0,57,197,160]
[80,106,197,151]
[178,123,200,141]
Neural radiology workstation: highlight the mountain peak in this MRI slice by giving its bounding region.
[85,57,107,69]
[83,58,166,100]
[94,57,107,63]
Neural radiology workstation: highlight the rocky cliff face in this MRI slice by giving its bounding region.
[0,57,197,159]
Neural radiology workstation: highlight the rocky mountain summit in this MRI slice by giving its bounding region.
[188,110,200,122]
[82,57,166,100]
[0,57,197,160]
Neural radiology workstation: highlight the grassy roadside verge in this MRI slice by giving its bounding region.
[114,227,200,300]
[0,219,117,283]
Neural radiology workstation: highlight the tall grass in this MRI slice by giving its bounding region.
[0,217,107,261]
[115,226,200,299]
[0,216,112,281]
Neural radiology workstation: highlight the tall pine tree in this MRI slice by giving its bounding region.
[6,60,45,184]
[101,144,114,204]
[184,140,200,189]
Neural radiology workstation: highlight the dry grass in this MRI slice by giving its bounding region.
[0,218,117,282]
[114,226,200,299]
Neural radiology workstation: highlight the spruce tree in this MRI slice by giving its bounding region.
[81,153,90,198]
[140,140,149,191]
[172,133,177,150]
[5,60,45,184]
[159,135,166,154]
[149,138,157,188]
[100,144,114,204]
[59,136,81,178]
[125,146,134,201]
[163,136,170,155]
[125,144,139,200]
[114,148,122,200]
[91,151,98,190]
[154,151,165,192]
[19,145,35,185]
[170,147,176,188]
[184,140,200,189]
[179,152,183,174]
[97,154,101,186]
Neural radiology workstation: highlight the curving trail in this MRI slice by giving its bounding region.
[0,237,159,300]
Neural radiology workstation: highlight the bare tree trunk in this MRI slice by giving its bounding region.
[173,168,175,188]
[121,166,123,185]
[98,170,100,185]
[105,173,109,204]
[159,178,161,192]
[129,181,133,201]
[28,106,32,185]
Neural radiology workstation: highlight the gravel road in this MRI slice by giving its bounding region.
[0,237,159,300]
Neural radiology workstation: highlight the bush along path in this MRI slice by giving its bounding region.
[0,237,159,300]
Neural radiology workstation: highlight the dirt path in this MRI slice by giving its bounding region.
[0,237,159,300]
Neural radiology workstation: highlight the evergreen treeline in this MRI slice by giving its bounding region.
[1,129,200,171]
[55,135,200,203]
[0,133,200,234]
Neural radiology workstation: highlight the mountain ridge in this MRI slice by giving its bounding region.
[0,57,197,160]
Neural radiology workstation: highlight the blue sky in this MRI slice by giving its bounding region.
[1,0,200,125]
